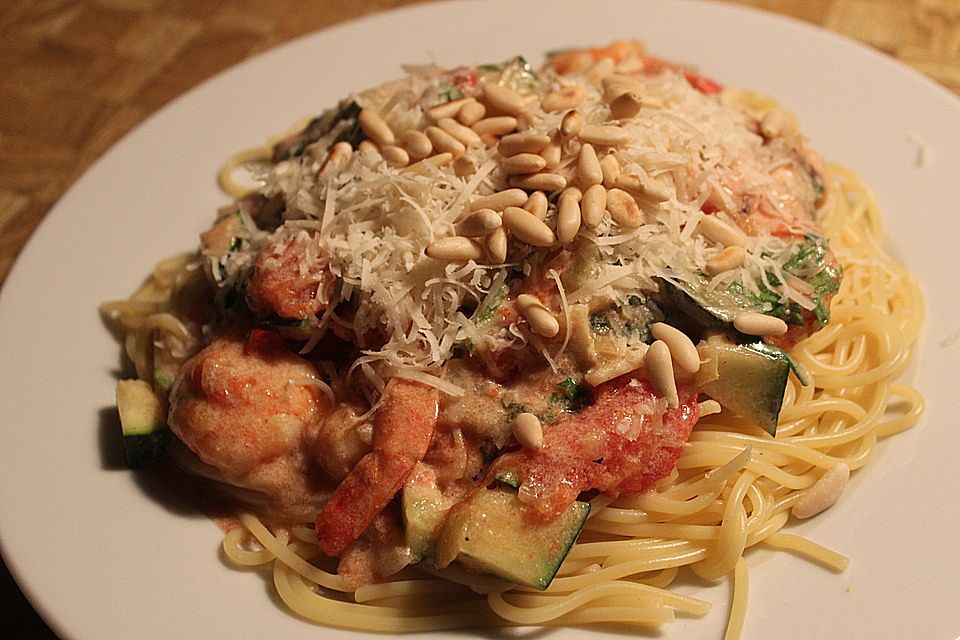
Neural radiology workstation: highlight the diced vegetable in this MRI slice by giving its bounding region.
[116,379,170,467]
[402,479,450,562]
[435,487,590,590]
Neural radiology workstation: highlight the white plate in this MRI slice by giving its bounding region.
[1,1,958,638]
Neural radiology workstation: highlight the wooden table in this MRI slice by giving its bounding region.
[1,0,958,636]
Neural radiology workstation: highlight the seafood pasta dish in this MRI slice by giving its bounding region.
[102,41,923,637]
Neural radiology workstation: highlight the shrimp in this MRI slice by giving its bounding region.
[486,374,700,522]
[168,329,333,522]
[247,230,337,321]
[315,378,439,557]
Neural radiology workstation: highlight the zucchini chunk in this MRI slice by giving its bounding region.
[696,332,790,434]
[116,380,170,467]
[435,486,590,590]
[402,479,450,563]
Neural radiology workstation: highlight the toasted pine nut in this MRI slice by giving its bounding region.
[580,184,607,227]
[577,143,603,188]
[485,226,508,263]
[438,117,482,147]
[358,108,395,146]
[560,109,584,138]
[602,74,643,102]
[405,152,453,173]
[523,191,548,220]
[425,125,466,157]
[609,91,643,119]
[381,145,409,167]
[606,188,643,228]
[650,322,701,374]
[516,110,540,131]
[540,134,562,169]
[471,116,518,136]
[579,124,631,147]
[698,399,722,416]
[557,192,582,243]
[501,153,547,175]
[792,463,850,519]
[512,412,544,450]
[561,186,583,202]
[584,345,648,387]
[646,340,679,408]
[397,129,433,159]
[705,245,747,275]
[615,173,671,202]
[498,132,551,157]
[453,154,478,178]
[760,109,794,139]
[482,82,526,116]
[599,154,621,187]
[509,173,567,192]
[456,208,502,237]
[542,85,585,112]
[426,97,474,122]
[425,236,483,262]
[479,133,500,147]
[734,312,788,337]
[697,215,748,247]
[517,294,560,337]
[503,206,556,247]
[457,100,486,126]
[317,141,352,179]
[468,188,528,212]
[357,139,380,156]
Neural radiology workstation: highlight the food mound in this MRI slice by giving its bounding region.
[104,42,925,635]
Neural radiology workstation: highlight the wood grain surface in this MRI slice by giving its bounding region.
[0,0,958,637]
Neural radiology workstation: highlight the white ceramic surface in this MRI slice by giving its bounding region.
[1,1,958,639]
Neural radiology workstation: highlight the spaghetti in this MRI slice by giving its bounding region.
[102,42,923,638]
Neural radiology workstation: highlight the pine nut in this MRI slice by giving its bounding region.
[405,152,453,173]
[512,412,544,450]
[602,74,643,102]
[705,245,747,275]
[580,184,607,227]
[792,463,850,519]
[577,143,603,188]
[381,145,409,167]
[425,126,466,157]
[646,340,679,408]
[457,100,486,126]
[697,215,748,247]
[609,90,643,119]
[503,206,556,247]
[485,226,508,263]
[760,109,794,139]
[479,133,500,147]
[317,141,352,179]
[560,109,584,138]
[557,191,582,243]
[438,117,482,147]
[523,191,548,220]
[426,97,474,122]
[501,153,547,175]
[605,188,643,228]
[357,139,380,156]
[579,124,631,147]
[733,312,788,337]
[698,399,722,416]
[541,85,585,112]
[650,322,701,374]
[615,173,671,202]
[561,186,583,202]
[517,294,560,337]
[584,345,648,386]
[456,208,502,237]
[425,236,483,262]
[585,57,615,84]
[471,116,518,136]
[482,82,526,116]
[540,134,562,169]
[468,188,528,211]
[453,153,478,178]
[358,108,395,146]
[516,110,541,131]
[510,173,567,192]
[498,132,551,157]
[600,154,621,187]
[397,129,433,159]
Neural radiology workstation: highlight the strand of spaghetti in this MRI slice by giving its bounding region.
[565,537,700,560]
[691,471,753,579]
[549,605,676,626]
[723,557,750,640]
[537,547,708,594]
[238,512,351,592]
[353,577,472,603]
[621,445,753,505]
[877,384,925,437]
[217,146,271,198]
[744,510,791,547]
[222,525,274,565]
[763,532,849,571]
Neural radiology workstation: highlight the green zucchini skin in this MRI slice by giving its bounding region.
[116,380,170,467]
